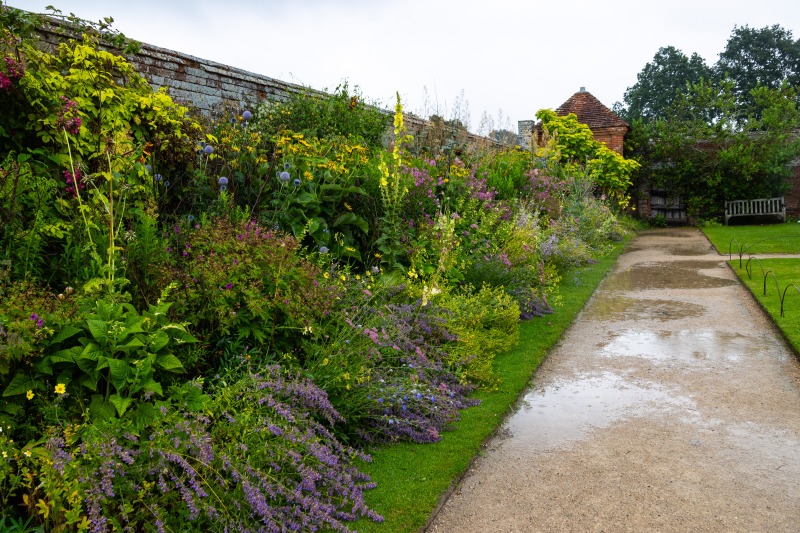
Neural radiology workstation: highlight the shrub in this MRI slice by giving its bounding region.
[5,374,382,531]
[439,285,520,388]
[164,217,337,369]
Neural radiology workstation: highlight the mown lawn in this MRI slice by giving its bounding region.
[354,241,628,532]
[702,223,800,256]
[701,224,800,355]
[726,257,800,353]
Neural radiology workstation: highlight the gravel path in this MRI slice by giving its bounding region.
[428,228,800,533]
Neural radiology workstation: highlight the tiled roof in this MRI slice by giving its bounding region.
[555,90,629,130]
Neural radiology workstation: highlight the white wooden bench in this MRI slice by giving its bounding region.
[724,197,786,225]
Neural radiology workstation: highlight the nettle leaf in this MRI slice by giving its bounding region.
[118,337,146,354]
[2,374,37,397]
[106,358,131,390]
[148,330,170,353]
[109,394,134,417]
[141,379,163,397]
[155,354,184,372]
[86,319,108,344]
[89,394,116,422]
[48,325,84,346]
[49,346,83,365]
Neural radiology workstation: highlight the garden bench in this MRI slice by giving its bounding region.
[724,196,786,225]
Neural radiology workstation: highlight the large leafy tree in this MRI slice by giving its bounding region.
[634,80,800,219]
[616,46,712,123]
[715,24,800,111]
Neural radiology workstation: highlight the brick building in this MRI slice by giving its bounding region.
[518,88,630,155]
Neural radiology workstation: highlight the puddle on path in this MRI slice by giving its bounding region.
[599,329,769,363]
[585,297,704,321]
[604,261,736,291]
[504,372,694,450]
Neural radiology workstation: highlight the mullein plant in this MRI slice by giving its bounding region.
[375,94,413,271]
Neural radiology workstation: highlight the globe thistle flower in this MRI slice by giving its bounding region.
[319,246,329,254]
[154,173,163,182]
[218,176,229,186]
[203,145,214,155]
[284,163,291,170]
[293,178,301,186]
[279,171,291,182]
[219,184,227,192]
[242,110,252,121]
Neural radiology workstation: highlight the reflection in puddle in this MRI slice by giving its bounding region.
[604,261,736,291]
[504,372,694,449]
[585,297,704,321]
[600,329,774,362]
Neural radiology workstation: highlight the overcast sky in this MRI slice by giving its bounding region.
[6,0,800,133]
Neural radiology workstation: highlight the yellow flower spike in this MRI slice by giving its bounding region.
[54,383,66,395]
[26,390,34,400]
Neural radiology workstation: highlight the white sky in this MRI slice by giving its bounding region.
[6,0,800,133]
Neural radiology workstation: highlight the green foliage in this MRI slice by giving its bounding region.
[535,109,639,199]
[616,46,712,123]
[632,81,800,219]
[2,295,195,421]
[716,24,800,112]
[440,285,520,388]
[478,148,533,201]
[256,82,390,149]
[164,217,335,366]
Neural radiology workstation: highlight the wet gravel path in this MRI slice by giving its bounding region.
[428,228,800,532]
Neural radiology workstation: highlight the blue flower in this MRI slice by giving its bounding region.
[154,173,163,182]
[319,246,329,254]
[219,184,227,192]
[164,180,170,188]
[187,214,195,222]
[218,176,229,186]
[144,164,152,173]
[279,171,291,182]
[293,178,301,186]
[242,110,252,121]
[283,163,291,170]
[203,145,214,155]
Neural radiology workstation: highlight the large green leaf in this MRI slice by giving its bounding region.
[48,346,83,365]
[148,330,170,353]
[48,325,84,345]
[89,394,116,422]
[334,212,369,234]
[2,374,36,397]
[106,358,131,390]
[155,354,184,372]
[109,394,134,417]
[86,319,108,344]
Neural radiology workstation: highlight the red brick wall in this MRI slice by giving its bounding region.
[591,126,627,156]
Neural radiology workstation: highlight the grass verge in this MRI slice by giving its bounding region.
[354,241,628,532]
[726,258,800,353]
[702,223,800,256]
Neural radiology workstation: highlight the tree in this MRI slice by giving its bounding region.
[715,24,800,111]
[632,81,800,219]
[617,46,712,123]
